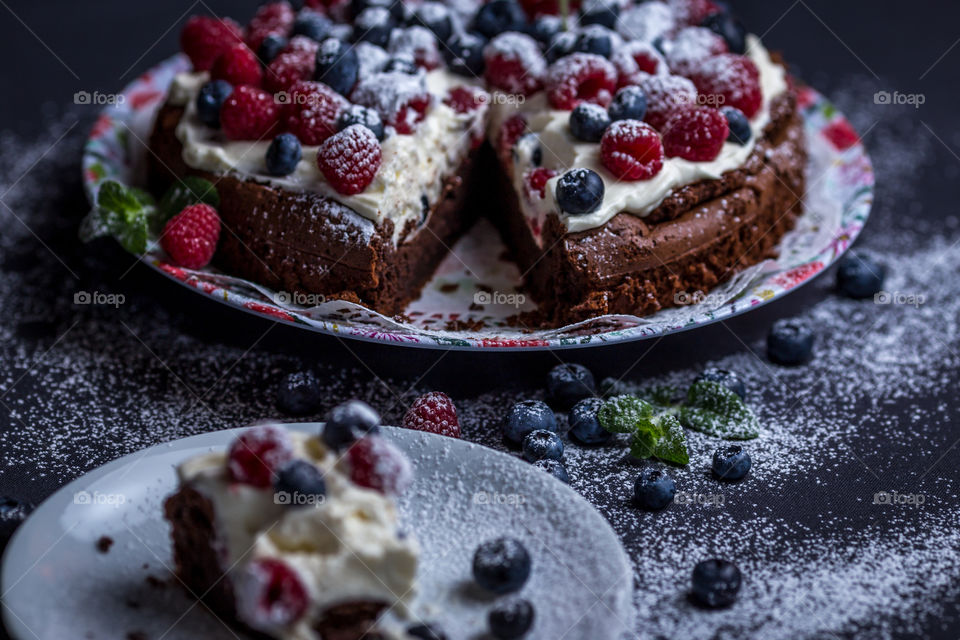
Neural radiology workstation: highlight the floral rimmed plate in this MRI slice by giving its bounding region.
[82,54,873,350]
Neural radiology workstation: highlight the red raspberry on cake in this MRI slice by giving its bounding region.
[245,1,296,51]
[283,80,347,145]
[600,120,665,181]
[161,203,221,269]
[211,43,263,87]
[663,26,728,76]
[392,93,431,134]
[180,15,244,71]
[402,391,461,438]
[497,114,528,167]
[264,36,319,94]
[236,558,308,631]
[613,42,667,86]
[351,72,432,135]
[524,167,557,200]
[688,54,763,118]
[444,86,488,114]
[636,74,699,131]
[220,85,281,140]
[484,32,547,97]
[226,424,294,488]
[344,436,412,495]
[668,0,722,26]
[662,106,729,161]
[545,53,618,110]
[317,124,382,195]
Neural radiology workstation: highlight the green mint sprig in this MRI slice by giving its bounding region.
[599,396,690,465]
[678,380,760,440]
[155,176,221,230]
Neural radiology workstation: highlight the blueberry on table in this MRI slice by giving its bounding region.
[472,537,532,595]
[322,399,381,450]
[444,32,487,76]
[633,467,676,510]
[694,367,746,400]
[522,429,564,462]
[315,38,360,96]
[568,397,610,445]
[0,496,33,527]
[503,400,558,445]
[276,369,320,414]
[608,85,648,123]
[836,250,886,299]
[533,459,570,483]
[274,460,326,506]
[767,318,815,365]
[712,444,752,481]
[546,363,597,410]
[489,598,535,639]
[265,133,303,177]
[569,102,612,143]
[196,80,233,129]
[721,106,751,145]
[692,559,742,608]
[556,169,605,215]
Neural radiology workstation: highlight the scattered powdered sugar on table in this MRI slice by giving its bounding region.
[0,77,958,640]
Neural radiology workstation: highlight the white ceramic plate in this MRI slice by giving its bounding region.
[1,425,633,639]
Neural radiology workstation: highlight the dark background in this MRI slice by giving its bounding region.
[0,1,958,638]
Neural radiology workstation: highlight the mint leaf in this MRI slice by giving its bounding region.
[679,380,760,440]
[79,180,155,254]
[650,414,689,465]
[628,424,659,458]
[156,177,220,227]
[599,395,653,434]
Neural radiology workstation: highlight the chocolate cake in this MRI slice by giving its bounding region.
[147,0,807,327]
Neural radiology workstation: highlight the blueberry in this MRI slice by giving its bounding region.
[337,104,385,141]
[692,559,742,608]
[722,106,751,145]
[580,0,620,29]
[568,397,611,445]
[488,598,535,639]
[836,250,886,299]
[276,369,320,414]
[354,6,395,48]
[701,11,746,55]
[258,34,288,65]
[530,15,562,45]
[522,429,564,462]
[315,38,360,96]
[444,32,487,76]
[265,133,303,177]
[569,103,611,143]
[694,367,746,400]
[608,85,648,122]
[409,1,452,42]
[322,400,381,450]
[633,467,676,510]
[274,459,326,506]
[503,400,557,445]
[0,496,33,527]
[383,54,418,74]
[472,537,531,594]
[195,80,233,129]
[573,25,614,58]
[407,623,447,640]
[293,10,332,41]
[556,168,605,215]
[472,0,527,40]
[547,31,577,63]
[533,458,570,483]
[767,318,815,365]
[712,444,751,481]
[546,363,596,409]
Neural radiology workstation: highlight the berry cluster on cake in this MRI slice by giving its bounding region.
[147,0,805,326]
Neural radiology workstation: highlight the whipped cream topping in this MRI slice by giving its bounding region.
[488,35,788,237]
[169,69,485,245]
[177,431,418,640]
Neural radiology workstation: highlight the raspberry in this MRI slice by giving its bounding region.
[662,106,729,161]
[635,74,698,131]
[264,36,318,94]
[180,15,244,71]
[350,72,431,134]
[613,41,667,86]
[484,33,547,96]
[663,26,728,76]
[220,85,282,140]
[226,424,294,487]
[236,558,308,632]
[668,0,722,26]
[345,436,413,495]
[402,391,461,438]
[497,114,528,166]
[545,53,617,110]
[444,86,487,114]
[283,80,347,145]
[688,54,762,118]
[317,124,382,195]
[246,1,296,51]
[392,93,431,134]
[600,120,664,181]
[211,43,263,87]
[161,203,221,269]
[524,167,556,200]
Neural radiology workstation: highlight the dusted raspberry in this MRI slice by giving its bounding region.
[161,203,221,269]
[402,391,461,438]
[662,106,729,161]
[246,1,296,51]
[226,424,294,487]
[283,80,348,145]
[392,93,431,134]
[264,36,319,94]
[236,558,308,632]
[524,167,557,200]
[220,85,282,140]
[483,33,547,97]
[545,53,617,110]
[345,436,413,495]
[600,119,664,181]
[668,0,722,26]
[351,71,432,134]
[211,43,263,87]
[317,124,382,195]
[389,26,442,70]
[444,86,488,114]
[635,74,699,130]
[613,41,667,86]
[180,15,244,71]
[663,26,728,76]
[688,54,762,118]
[497,114,528,166]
